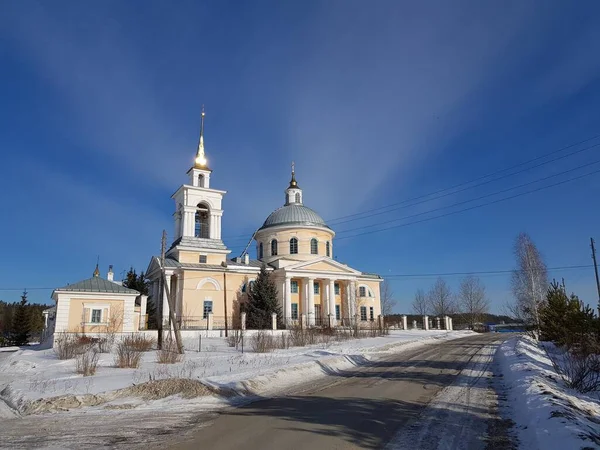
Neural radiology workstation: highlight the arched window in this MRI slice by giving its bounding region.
[258,242,264,259]
[198,174,204,187]
[310,238,318,255]
[326,241,330,257]
[194,203,210,238]
[290,237,298,254]
[271,239,278,256]
[295,192,301,203]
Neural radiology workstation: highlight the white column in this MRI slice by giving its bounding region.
[307,278,315,326]
[329,279,336,326]
[423,315,429,330]
[140,295,148,330]
[284,277,292,325]
[349,280,357,317]
[401,315,407,330]
[163,274,172,328]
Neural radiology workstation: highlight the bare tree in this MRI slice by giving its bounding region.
[380,280,396,316]
[458,275,489,329]
[411,289,429,315]
[428,278,455,316]
[510,232,548,337]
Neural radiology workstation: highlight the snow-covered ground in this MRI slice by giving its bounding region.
[496,336,600,449]
[0,330,472,416]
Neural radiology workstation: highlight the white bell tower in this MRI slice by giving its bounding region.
[168,108,230,262]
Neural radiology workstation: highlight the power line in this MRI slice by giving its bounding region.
[1,264,591,292]
[220,133,600,241]
[384,265,593,279]
[335,158,600,235]
[330,142,600,226]
[336,165,600,240]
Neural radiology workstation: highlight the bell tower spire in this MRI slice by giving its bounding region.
[194,106,208,169]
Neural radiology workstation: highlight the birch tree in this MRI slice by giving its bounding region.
[510,232,548,337]
[412,289,429,315]
[427,278,455,316]
[458,275,489,329]
[380,280,396,316]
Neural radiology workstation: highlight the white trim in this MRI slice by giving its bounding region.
[196,277,221,291]
[357,284,374,298]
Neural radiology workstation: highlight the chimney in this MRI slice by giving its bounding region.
[244,254,249,265]
[107,265,114,281]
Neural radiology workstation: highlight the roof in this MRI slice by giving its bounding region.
[169,236,229,252]
[359,272,383,280]
[55,277,140,294]
[259,204,329,231]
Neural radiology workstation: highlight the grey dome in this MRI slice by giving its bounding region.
[260,204,329,230]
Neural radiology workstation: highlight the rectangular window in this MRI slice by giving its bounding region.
[291,303,298,320]
[313,283,320,295]
[334,283,340,295]
[370,307,374,321]
[291,280,299,293]
[203,300,213,319]
[91,309,102,323]
[335,304,340,320]
[359,286,366,297]
[199,255,207,263]
[360,306,367,321]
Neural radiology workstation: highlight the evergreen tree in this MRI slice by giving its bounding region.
[122,267,156,329]
[11,291,31,346]
[247,265,281,329]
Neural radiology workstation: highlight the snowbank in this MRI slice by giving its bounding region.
[496,336,600,449]
[0,330,472,415]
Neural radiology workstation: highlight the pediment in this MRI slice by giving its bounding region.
[284,257,361,275]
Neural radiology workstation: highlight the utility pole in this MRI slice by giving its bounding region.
[157,232,166,349]
[223,271,229,338]
[591,238,600,315]
[160,230,184,354]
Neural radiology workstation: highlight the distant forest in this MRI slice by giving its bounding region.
[0,300,47,345]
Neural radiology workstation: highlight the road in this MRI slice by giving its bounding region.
[0,334,512,449]
[169,333,512,450]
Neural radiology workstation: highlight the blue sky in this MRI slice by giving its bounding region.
[1,1,599,313]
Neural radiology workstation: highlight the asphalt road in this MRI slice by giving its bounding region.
[170,333,508,450]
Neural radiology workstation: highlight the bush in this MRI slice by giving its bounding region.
[123,334,155,352]
[157,338,183,364]
[54,334,88,360]
[76,347,99,376]
[114,339,143,368]
[226,329,244,349]
[96,337,113,353]
[250,331,274,353]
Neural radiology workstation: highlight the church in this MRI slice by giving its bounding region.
[144,111,383,330]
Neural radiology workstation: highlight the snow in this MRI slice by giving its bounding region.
[0,330,472,415]
[495,336,600,449]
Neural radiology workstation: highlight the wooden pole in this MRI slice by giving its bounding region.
[591,238,600,315]
[160,230,184,354]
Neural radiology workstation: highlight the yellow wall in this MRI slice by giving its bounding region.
[356,279,382,319]
[68,298,125,333]
[255,228,334,261]
[175,250,226,265]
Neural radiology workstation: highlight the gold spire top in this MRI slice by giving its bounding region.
[289,161,299,188]
[93,263,100,278]
[195,105,208,168]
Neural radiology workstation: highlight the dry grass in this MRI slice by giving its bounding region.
[250,331,275,353]
[123,334,155,352]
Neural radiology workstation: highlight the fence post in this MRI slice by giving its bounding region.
[423,315,429,331]
[449,317,453,330]
[436,317,441,329]
[401,315,407,330]
[241,312,247,330]
[198,334,202,352]
[207,312,214,331]
[272,313,277,330]
[412,320,417,330]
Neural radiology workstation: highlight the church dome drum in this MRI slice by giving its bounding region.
[260,204,329,230]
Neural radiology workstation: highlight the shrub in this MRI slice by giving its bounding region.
[76,347,99,376]
[123,334,155,352]
[114,339,143,368]
[157,338,183,364]
[54,334,88,360]
[250,331,274,353]
[226,329,244,349]
[96,337,113,353]
[289,327,308,347]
